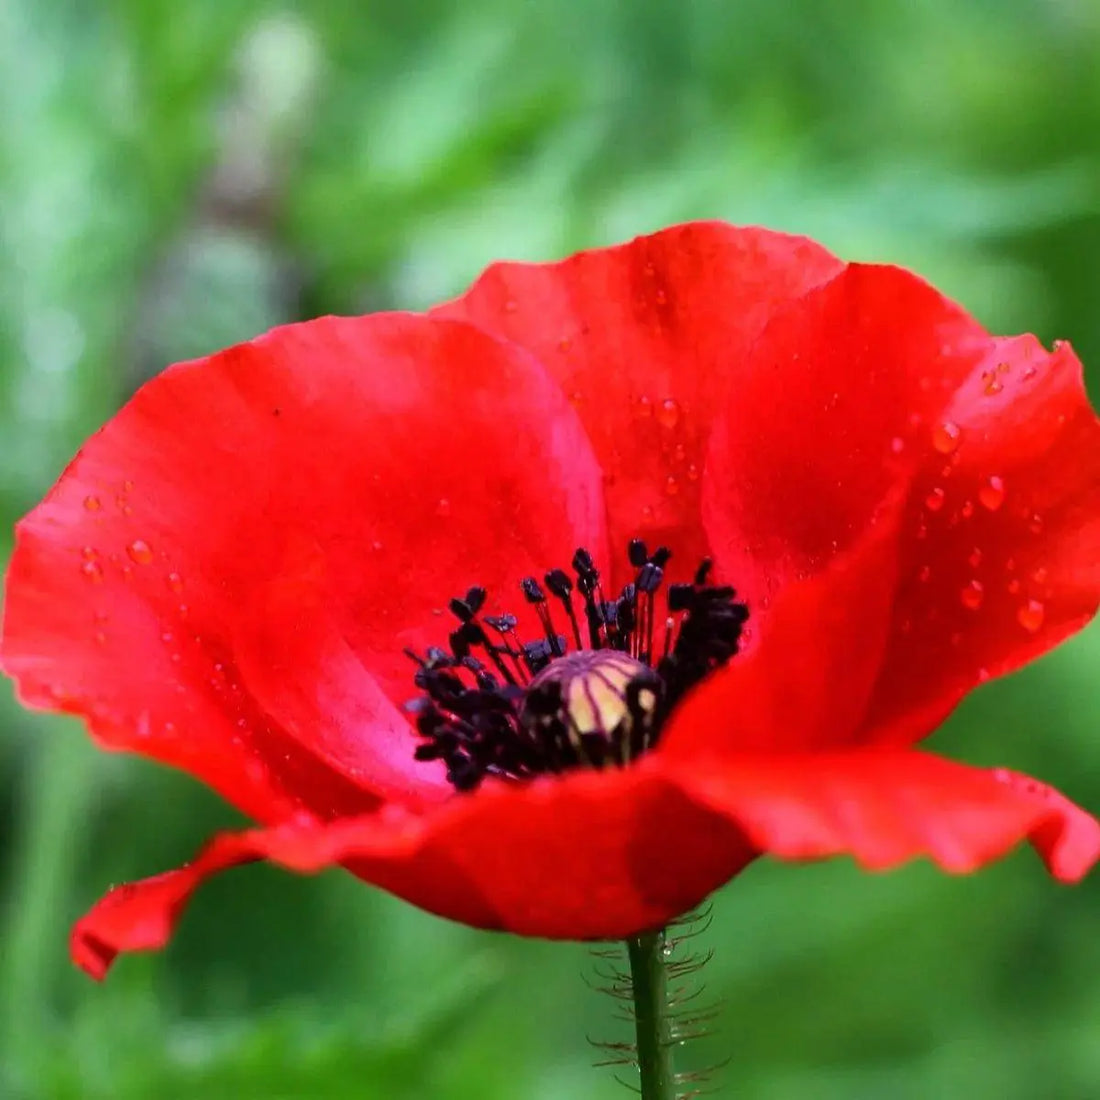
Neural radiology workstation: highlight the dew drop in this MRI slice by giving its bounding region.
[435,498,451,518]
[568,391,583,406]
[636,395,654,419]
[656,398,680,429]
[983,376,1003,396]
[81,560,103,583]
[641,503,655,521]
[960,500,975,520]
[932,421,961,454]
[1031,565,1049,585]
[127,539,154,565]
[1017,599,1045,633]
[977,667,991,683]
[924,486,946,512]
[83,495,102,512]
[1022,365,1038,381]
[371,540,384,552]
[686,463,700,482]
[960,579,984,610]
[917,564,932,583]
[161,631,174,644]
[967,547,983,569]
[997,361,1010,375]
[890,436,905,455]
[1007,577,1021,595]
[1028,512,1045,535]
[94,630,107,645]
[80,546,98,561]
[166,571,183,594]
[664,475,679,497]
[978,475,1006,511]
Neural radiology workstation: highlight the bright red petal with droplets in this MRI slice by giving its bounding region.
[671,749,1100,879]
[72,761,757,978]
[702,262,989,613]
[433,222,845,588]
[1,314,608,817]
[858,337,1100,744]
[71,748,1098,979]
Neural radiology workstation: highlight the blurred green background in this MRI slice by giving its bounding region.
[2,1,1100,1097]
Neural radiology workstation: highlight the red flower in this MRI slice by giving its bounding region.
[3,222,1099,982]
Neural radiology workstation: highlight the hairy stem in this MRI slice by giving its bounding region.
[626,929,676,1100]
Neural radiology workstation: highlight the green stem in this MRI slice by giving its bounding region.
[626,929,676,1100]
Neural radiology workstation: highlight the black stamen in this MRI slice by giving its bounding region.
[408,541,749,792]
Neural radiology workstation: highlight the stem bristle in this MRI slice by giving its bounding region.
[585,907,721,1099]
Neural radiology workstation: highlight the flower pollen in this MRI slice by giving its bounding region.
[406,541,750,791]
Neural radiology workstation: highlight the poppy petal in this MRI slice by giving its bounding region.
[671,749,1100,880]
[858,336,1100,744]
[1,314,608,814]
[71,761,757,979]
[434,222,845,586]
[702,262,989,610]
[659,492,907,756]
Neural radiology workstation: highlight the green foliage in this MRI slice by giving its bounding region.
[2,1,1099,1096]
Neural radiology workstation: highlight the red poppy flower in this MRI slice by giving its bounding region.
[3,222,1099,982]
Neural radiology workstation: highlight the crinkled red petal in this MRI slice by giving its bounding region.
[858,336,1100,743]
[702,262,989,618]
[670,749,1100,880]
[71,760,757,979]
[1,314,608,815]
[434,222,844,588]
[71,748,1098,979]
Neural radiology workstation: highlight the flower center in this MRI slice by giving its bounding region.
[406,541,749,792]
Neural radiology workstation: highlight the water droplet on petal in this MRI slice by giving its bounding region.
[1007,577,1021,595]
[1022,365,1038,381]
[932,422,961,454]
[83,495,102,512]
[656,398,680,429]
[127,539,154,565]
[924,487,946,512]
[978,476,1006,511]
[568,391,583,406]
[967,547,983,569]
[960,579,984,610]
[371,540,384,552]
[1031,565,1049,585]
[80,546,98,561]
[94,630,107,645]
[435,498,451,518]
[1017,599,1045,633]
[664,475,679,496]
[1028,512,1045,535]
[960,500,975,520]
[636,395,653,419]
[686,463,700,482]
[890,436,905,455]
[81,560,103,583]
[166,572,183,593]
[917,564,932,583]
